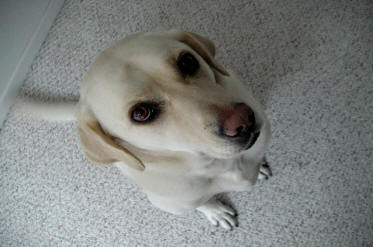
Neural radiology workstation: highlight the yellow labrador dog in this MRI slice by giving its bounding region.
[20,30,272,230]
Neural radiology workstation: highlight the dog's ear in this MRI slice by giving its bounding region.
[171,30,230,76]
[77,107,145,171]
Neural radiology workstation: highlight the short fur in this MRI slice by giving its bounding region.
[20,30,272,230]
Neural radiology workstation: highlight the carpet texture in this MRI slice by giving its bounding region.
[1,0,372,246]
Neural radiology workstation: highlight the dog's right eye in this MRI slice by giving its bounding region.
[130,102,159,123]
[177,52,200,76]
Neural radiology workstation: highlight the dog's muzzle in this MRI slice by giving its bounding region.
[219,103,261,149]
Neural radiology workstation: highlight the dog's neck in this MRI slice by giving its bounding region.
[115,136,264,176]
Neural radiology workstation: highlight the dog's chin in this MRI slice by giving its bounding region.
[203,131,261,159]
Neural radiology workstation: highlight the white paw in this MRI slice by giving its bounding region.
[258,161,272,180]
[197,199,238,230]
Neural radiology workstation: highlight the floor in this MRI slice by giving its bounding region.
[0,0,372,246]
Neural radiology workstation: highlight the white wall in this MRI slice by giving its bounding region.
[0,0,65,128]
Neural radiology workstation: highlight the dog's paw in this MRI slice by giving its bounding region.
[258,161,273,180]
[197,198,238,230]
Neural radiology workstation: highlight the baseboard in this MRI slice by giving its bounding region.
[0,0,65,129]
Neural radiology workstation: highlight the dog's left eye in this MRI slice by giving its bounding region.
[130,103,159,123]
[177,52,200,76]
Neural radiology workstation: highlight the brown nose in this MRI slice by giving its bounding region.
[220,103,255,137]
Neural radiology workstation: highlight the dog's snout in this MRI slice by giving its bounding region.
[220,103,255,138]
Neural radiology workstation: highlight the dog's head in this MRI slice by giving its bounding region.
[77,30,270,171]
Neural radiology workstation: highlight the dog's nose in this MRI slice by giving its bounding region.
[220,103,255,137]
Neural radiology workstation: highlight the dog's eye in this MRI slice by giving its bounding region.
[177,52,199,76]
[130,103,158,123]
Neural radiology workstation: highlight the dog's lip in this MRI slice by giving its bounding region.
[244,131,260,150]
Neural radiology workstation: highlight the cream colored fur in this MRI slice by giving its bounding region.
[19,30,271,230]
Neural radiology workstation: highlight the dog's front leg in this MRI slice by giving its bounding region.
[258,158,273,180]
[196,197,238,230]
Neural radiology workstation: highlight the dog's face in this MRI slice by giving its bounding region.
[77,30,270,170]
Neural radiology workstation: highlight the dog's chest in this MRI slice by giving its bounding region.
[192,156,261,192]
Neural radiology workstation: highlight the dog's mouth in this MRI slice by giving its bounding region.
[218,123,261,151]
[244,131,260,150]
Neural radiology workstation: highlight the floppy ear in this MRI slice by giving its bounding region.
[171,30,230,76]
[77,107,145,171]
